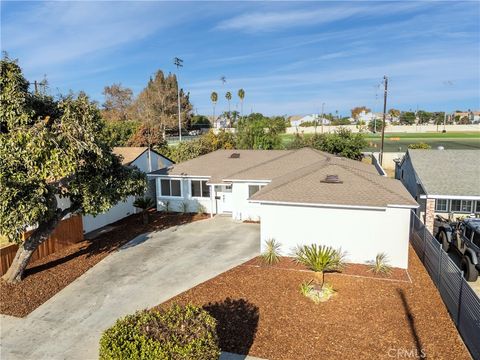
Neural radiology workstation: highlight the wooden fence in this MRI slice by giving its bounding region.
[0,215,83,276]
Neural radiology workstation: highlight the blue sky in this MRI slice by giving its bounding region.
[1,1,479,116]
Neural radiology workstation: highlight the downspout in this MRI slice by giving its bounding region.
[209,185,214,218]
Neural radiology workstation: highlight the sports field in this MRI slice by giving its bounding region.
[281,132,480,152]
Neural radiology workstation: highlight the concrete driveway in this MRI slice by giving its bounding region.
[0,216,260,360]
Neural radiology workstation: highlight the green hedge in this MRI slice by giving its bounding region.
[99,304,220,360]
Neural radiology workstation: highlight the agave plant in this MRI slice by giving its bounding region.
[368,253,392,276]
[133,197,155,225]
[295,244,345,289]
[261,239,282,265]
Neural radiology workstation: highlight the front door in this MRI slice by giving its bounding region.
[216,185,233,213]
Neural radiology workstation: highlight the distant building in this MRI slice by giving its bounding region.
[350,110,387,124]
[290,114,331,127]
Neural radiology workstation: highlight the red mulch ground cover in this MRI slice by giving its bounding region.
[245,256,411,282]
[158,246,470,360]
[0,211,208,318]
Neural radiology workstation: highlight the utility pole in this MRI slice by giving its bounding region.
[379,75,388,166]
[174,57,183,141]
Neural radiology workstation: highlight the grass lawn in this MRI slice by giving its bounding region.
[281,132,480,152]
[157,246,470,360]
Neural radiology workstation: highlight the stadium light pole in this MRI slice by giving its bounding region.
[379,75,388,166]
[174,57,183,141]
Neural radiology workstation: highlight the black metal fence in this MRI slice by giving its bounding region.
[410,212,480,359]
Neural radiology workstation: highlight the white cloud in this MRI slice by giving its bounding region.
[2,2,184,72]
[215,2,429,33]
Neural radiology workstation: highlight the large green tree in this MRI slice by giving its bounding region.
[0,57,146,283]
[130,71,192,133]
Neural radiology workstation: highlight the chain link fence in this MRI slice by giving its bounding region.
[410,212,480,359]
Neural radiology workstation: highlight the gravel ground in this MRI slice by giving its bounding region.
[0,211,208,317]
[157,246,471,360]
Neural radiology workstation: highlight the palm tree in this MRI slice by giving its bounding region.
[210,91,218,128]
[225,91,232,127]
[237,88,245,118]
[295,244,345,289]
[133,197,154,225]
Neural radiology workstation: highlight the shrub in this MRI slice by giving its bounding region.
[196,202,207,214]
[180,201,189,214]
[408,142,431,149]
[161,200,171,213]
[261,239,282,265]
[99,304,220,360]
[368,253,392,276]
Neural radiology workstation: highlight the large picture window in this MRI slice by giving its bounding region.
[191,180,210,198]
[160,179,181,197]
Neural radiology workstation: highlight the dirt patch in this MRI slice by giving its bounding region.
[157,246,470,360]
[0,211,208,317]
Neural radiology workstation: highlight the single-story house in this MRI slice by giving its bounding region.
[148,148,417,268]
[290,114,331,127]
[395,149,480,234]
[82,147,173,233]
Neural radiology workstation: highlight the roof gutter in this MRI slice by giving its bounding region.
[419,194,480,200]
[248,199,417,210]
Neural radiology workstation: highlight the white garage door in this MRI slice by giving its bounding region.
[259,203,410,269]
[82,196,136,233]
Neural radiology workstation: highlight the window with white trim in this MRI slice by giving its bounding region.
[476,201,480,214]
[160,179,181,197]
[435,199,448,212]
[450,199,473,213]
[191,180,210,198]
[248,185,264,198]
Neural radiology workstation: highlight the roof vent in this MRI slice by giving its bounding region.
[321,174,343,184]
[230,153,240,159]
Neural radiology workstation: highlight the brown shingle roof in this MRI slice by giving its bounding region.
[151,148,417,208]
[250,161,417,208]
[113,147,149,165]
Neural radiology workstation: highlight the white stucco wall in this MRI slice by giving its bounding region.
[82,151,172,233]
[83,196,136,233]
[259,203,411,269]
[155,178,213,214]
[232,182,268,221]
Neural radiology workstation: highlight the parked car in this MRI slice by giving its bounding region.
[434,216,480,281]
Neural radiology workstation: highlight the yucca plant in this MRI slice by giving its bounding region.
[295,244,345,289]
[133,197,154,225]
[261,239,282,265]
[368,252,392,276]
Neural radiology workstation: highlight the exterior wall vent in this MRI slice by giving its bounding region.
[230,153,240,159]
[321,174,343,183]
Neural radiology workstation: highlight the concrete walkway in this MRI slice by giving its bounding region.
[0,217,260,360]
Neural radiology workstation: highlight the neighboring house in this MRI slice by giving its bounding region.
[290,114,331,127]
[351,111,386,124]
[148,148,417,268]
[395,149,480,234]
[82,147,173,233]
